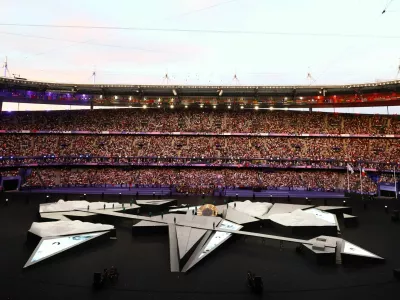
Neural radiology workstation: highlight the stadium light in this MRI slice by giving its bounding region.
[157,105,161,108]
[185,105,188,108]
[254,106,259,110]
[200,103,204,108]
[269,106,274,110]
[227,105,231,109]
[142,104,147,109]
[299,97,303,100]
[170,104,174,109]
[240,105,244,109]
[213,105,217,109]
[172,89,177,96]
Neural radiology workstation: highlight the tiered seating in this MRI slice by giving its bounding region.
[2,109,396,194]
[1,109,399,134]
[23,168,377,194]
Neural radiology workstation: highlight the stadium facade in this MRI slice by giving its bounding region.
[0,77,399,198]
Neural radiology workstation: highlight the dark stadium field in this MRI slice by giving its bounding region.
[1,192,399,300]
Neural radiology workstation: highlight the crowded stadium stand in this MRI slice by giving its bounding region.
[1,79,399,197]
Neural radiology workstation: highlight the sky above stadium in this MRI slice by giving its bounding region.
[0,0,400,86]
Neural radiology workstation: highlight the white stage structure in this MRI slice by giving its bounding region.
[23,200,384,271]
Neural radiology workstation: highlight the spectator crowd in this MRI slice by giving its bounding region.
[20,167,377,194]
[1,109,400,135]
[2,109,396,196]
[378,174,399,184]
[1,135,399,168]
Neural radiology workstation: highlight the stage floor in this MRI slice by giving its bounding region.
[0,194,399,300]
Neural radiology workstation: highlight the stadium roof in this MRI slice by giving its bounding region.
[1,77,400,108]
[1,76,399,91]
[1,76,400,109]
